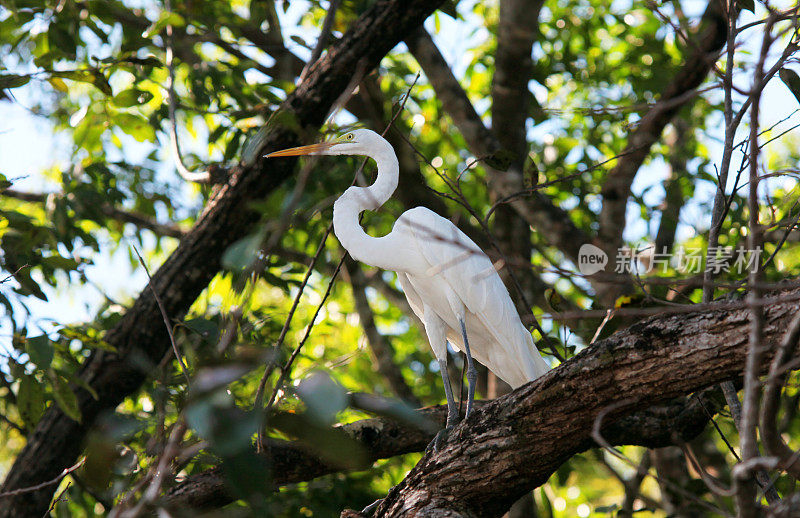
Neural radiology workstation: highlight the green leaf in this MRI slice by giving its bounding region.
[142,11,186,39]
[115,113,156,142]
[221,233,262,271]
[779,68,800,108]
[295,372,348,425]
[47,23,77,57]
[14,269,48,301]
[17,375,45,428]
[270,412,368,470]
[482,148,517,171]
[51,372,82,423]
[52,69,112,95]
[48,76,68,92]
[55,368,99,400]
[82,434,117,490]
[26,335,54,370]
[112,88,153,108]
[42,255,80,271]
[0,74,30,89]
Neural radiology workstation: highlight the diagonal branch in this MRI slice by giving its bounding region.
[374,284,800,516]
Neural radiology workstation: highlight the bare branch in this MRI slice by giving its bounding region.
[597,0,728,301]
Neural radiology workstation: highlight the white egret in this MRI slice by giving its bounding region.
[266,129,549,438]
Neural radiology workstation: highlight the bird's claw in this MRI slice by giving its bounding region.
[426,426,454,453]
[360,498,383,516]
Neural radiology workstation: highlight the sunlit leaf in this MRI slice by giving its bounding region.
[112,88,154,108]
[115,113,156,142]
[48,76,68,92]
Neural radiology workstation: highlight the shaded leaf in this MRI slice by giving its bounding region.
[0,74,30,89]
[779,68,800,108]
[439,1,459,19]
[221,233,262,271]
[51,372,82,423]
[482,148,516,171]
[17,375,45,428]
[271,412,369,470]
[190,364,255,398]
[295,371,348,425]
[26,335,54,370]
[82,433,118,490]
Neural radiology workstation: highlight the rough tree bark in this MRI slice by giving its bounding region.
[0,1,445,515]
[371,284,800,516]
[159,284,800,513]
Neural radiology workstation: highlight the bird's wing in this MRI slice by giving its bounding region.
[399,207,548,385]
[396,271,425,322]
[399,207,498,316]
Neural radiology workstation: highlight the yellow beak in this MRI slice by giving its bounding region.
[265,141,337,158]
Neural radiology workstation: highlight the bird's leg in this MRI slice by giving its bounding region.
[426,357,458,453]
[439,358,459,427]
[460,318,478,418]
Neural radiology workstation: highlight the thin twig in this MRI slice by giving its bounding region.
[0,458,84,498]
[131,245,190,384]
[165,0,211,183]
[298,0,341,83]
[736,14,777,516]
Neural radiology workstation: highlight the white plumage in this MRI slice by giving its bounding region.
[267,128,549,429]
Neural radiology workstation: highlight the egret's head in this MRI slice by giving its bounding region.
[265,128,379,158]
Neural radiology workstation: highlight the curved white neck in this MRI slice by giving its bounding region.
[332,137,400,268]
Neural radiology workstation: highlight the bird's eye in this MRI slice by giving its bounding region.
[346,133,354,140]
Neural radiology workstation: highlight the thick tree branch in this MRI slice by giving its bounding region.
[162,384,725,511]
[0,1,445,515]
[373,284,800,516]
[156,278,800,513]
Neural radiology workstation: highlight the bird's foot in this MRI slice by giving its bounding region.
[360,498,383,516]
[425,425,454,453]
